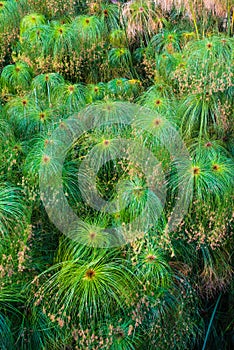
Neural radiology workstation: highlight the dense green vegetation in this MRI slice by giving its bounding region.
[0,1,233,349]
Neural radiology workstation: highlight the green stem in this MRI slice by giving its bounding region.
[231,8,234,35]
[202,293,222,350]
[202,0,205,38]
[34,88,38,108]
[46,82,51,106]
[227,0,231,36]
[189,0,199,39]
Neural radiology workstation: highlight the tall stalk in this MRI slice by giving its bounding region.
[201,0,206,38]
[34,88,38,108]
[46,81,51,106]
[202,293,222,350]
[227,0,231,36]
[188,0,200,39]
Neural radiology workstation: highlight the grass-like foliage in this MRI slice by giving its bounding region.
[0,1,233,349]
[0,183,25,236]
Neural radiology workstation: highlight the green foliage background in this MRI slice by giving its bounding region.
[0,1,233,349]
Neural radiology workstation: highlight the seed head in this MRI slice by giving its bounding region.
[85,269,96,279]
[212,164,220,171]
[193,166,200,175]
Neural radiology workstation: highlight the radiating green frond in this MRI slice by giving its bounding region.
[32,73,64,105]
[40,249,138,322]
[53,82,86,113]
[0,0,19,31]
[150,30,182,53]
[73,15,104,48]
[85,82,107,102]
[20,13,46,35]
[1,61,33,91]
[46,21,75,57]
[0,183,25,236]
[108,47,131,68]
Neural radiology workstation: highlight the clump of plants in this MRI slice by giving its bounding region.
[0,1,233,349]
